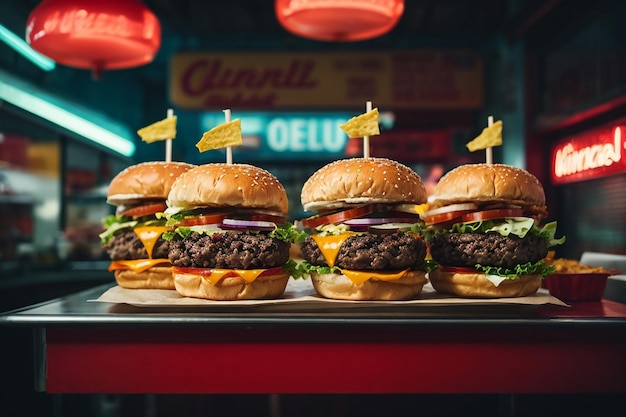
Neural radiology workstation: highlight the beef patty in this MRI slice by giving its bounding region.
[428,232,548,269]
[300,231,427,271]
[106,230,170,260]
[168,231,290,270]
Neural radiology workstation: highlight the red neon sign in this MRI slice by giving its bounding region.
[551,125,626,184]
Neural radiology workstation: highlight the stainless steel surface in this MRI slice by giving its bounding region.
[2,283,626,328]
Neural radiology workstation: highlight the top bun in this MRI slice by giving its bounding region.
[167,163,289,214]
[107,161,195,205]
[429,163,545,209]
[301,157,427,212]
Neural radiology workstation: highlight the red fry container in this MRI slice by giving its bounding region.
[545,273,610,301]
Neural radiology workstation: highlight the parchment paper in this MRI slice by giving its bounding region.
[92,278,568,308]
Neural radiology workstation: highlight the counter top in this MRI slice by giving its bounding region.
[2,282,626,328]
[2,283,626,395]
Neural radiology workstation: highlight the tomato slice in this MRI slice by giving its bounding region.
[120,202,167,218]
[421,203,478,226]
[257,266,284,277]
[439,265,477,274]
[223,209,286,224]
[244,212,286,224]
[172,266,283,277]
[178,213,227,227]
[422,210,471,226]
[421,203,478,217]
[460,208,523,223]
[301,205,375,228]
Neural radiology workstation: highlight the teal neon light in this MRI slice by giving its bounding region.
[0,23,55,71]
[0,70,135,157]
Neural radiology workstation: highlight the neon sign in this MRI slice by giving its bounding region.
[551,125,626,184]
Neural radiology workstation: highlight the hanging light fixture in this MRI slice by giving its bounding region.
[26,0,161,79]
[275,0,404,42]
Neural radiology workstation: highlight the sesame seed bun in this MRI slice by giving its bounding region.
[167,163,289,214]
[310,270,428,301]
[173,269,291,301]
[429,269,542,298]
[425,163,550,299]
[113,267,175,290]
[299,157,428,301]
[107,161,195,206]
[103,161,195,290]
[300,157,427,212]
[429,163,546,209]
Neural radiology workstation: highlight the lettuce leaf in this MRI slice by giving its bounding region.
[163,221,307,243]
[475,260,556,279]
[441,218,565,248]
[99,215,168,245]
[288,261,342,279]
[450,217,534,238]
[289,260,436,279]
[536,221,566,247]
[315,223,351,236]
[99,214,137,245]
[270,222,308,243]
[283,259,317,279]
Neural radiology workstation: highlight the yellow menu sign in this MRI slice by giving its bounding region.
[170,51,483,110]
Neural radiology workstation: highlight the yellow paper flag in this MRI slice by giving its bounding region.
[196,119,242,152]
[340,108,380,138]
[137,116,177,143]
[466,120,503,152]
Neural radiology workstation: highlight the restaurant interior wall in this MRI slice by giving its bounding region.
[2,1,619,273]
[1,1,621,272]
[523,0,626,259]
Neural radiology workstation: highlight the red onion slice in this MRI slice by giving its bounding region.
[343,217,419,226]
[221,218,276,231]
[368,223,415,232]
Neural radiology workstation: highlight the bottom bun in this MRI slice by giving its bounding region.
[311,270,428,301]
[114,266,174,289]
[174,270,290,300]
[429,269,542,298]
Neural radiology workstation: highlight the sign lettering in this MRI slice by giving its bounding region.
[551,126,626,184]
[199,113,352,160]
[266,118,347,153]
[171,51,483,110]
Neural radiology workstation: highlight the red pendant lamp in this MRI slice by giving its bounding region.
[26,0,161,78]
[275,0,404,42]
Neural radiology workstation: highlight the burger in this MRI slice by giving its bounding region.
[100,161,195,289]
[163,163,303,300]
[297,157,431,301]
[422,163,565,298]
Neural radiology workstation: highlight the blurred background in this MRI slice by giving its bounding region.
[2,0,626,304]
[1,1,626,415]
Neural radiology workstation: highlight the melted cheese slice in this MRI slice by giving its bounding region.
[108,259,170,273]
[107,226,171,273]
[341,269,410,285]
[311,233,355,268]
[311,233,411,284]
[173,267,274,286]
[134,226,170,258]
